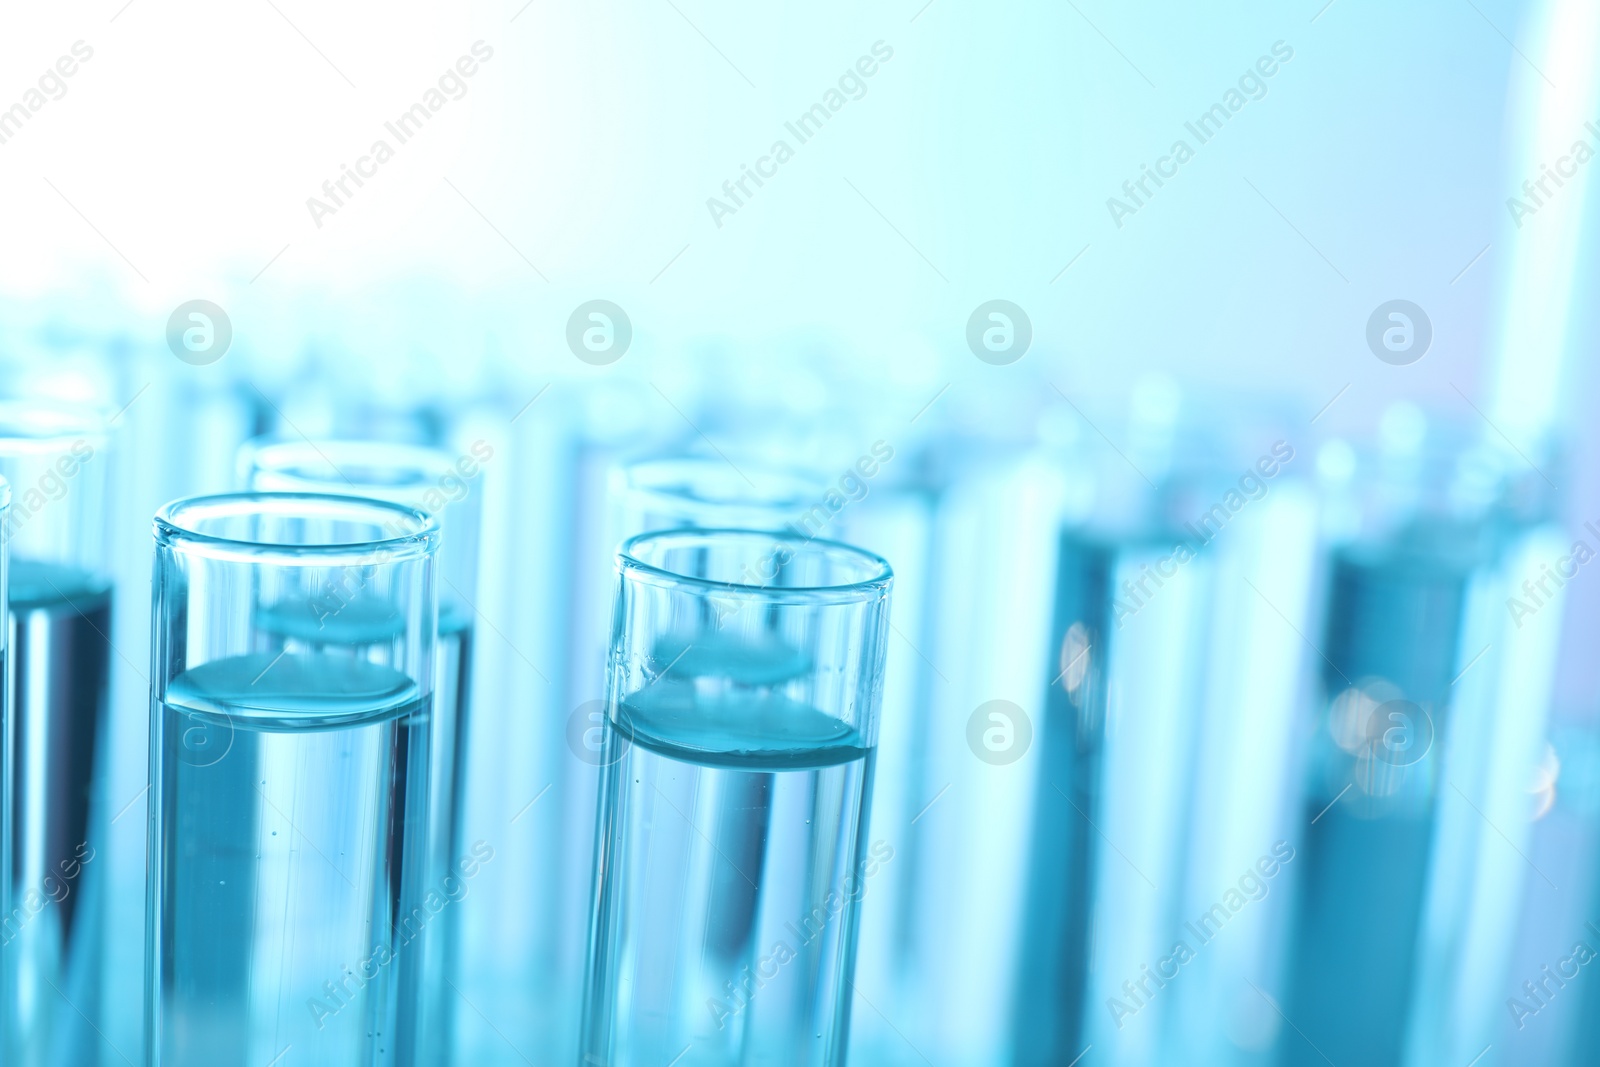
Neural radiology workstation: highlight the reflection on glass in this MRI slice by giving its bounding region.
[242,438,485,1060]
[146,493,439,1067]
[0,404,113,1067]
[582,529,892,1067]
[1274,422,1563,1067]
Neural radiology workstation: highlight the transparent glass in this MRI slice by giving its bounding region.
[1003,428,1218,1067]
[584,458,834,761]
[838,431,1072,1067]
[241,438,485,1060]
[995,401,1319,1067]
[0,403,114,1067]
[1272,420,1560,1067]
[587,457,834,728]
[454,393,675,1067]
[582,529,892,1067]
[145,493,440,1067]
[611,457,827,536]
[525,458,831,1060]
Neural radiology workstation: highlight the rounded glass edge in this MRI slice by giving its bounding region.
[153,491,442,566]
[617,527,893,602]
[243,438,458,494]
[0,400,112,455]
[618,457,828,514]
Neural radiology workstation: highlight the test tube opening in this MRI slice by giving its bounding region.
[584,527,892,1067]
[146,491,441,1067]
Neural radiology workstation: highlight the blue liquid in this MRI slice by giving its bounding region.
[5,561,114,1067]
[149,652,430,1067]
[1012,535,1113,1066]
[583,656,875,1067]
[1276,545,1469,1067]
[254,597,473,1061]
[427,605,473,1063]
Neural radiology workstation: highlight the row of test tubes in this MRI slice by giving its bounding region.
[0,387,1589,1067]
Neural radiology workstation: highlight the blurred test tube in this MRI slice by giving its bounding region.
[445,380,677,1065]
[0,403,117,1067]
[835,417,1067,1067]
[601,418,934,1067]
[1009,384,1320,1067]
[242,438,486,1062]
[1270,408,1565,1067]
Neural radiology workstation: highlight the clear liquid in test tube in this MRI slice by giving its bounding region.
[146,493,439,1067]
[582,529,892,1067]
[553,459,830,1044]
[242,438,486,1061]
[1272,423,1564,1067]
[1002,400,1319,1067]
[0,404,114,1067]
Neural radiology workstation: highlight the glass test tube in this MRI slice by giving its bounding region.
[827,469,937,1067]
[1276,514,1484,1065]
[805,429,1066,1067]
[611,457,829,535]
[242,438,484,1061]
[998,396,1321,1067]
[0,482,10,1053]
[560,460,825,959]
[583,458,832,733]
[442,387,673,1067]
[583,457,831,731]
[612,452,923,1065]
[0,404,114,1067]
[582,529,892,1067]
[1272,424,1561,1067]
[1008,457,1210,1067]
[550,459,830,1039]
[146,493,439,1067]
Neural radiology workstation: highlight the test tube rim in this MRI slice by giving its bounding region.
[616,455,827,520]
[241,436,460,498]
[617,526,892,603]
[0,399,111,457]
[154,490,440,566]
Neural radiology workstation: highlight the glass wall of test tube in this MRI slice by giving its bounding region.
[242,438,484,1063]
[0,404,113,1067]
[146,493,439,1067]
[583,528,892,1067]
